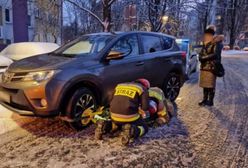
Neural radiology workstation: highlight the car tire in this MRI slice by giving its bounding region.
[66,88,97,131]
[163,73,181,102]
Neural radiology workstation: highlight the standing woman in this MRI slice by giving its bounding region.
[198,26,224,106]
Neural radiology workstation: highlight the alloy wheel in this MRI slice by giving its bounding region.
[74,94,96,124]
[166,76,180,101]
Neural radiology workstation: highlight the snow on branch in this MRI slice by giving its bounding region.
[65,0,104,26]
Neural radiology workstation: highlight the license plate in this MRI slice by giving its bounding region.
[0,90,10,103]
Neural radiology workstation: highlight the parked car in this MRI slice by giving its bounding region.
[0,57,12,74]
[0,42,60,74]
[223,45,230,50]
[176,39,198,79]
[0,32,185,130]
[243,47,248,51]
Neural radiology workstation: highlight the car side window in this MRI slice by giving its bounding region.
[110,34,139,57]
[141,35,163,53]
[163,37,173,50]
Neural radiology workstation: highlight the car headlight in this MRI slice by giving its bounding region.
[22,70,57,82]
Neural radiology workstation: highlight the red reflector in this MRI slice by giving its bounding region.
[181,52,187,59]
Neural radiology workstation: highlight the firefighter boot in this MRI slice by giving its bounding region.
[121,124,135,146]
[155,117,167,127]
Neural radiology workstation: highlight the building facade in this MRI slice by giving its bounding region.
[0,0,62,50]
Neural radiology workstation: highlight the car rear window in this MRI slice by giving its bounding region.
[163,37,173,50]
[141,35,163,53]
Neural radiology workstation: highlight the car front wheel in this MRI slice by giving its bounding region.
[66,88,97,131]
[163,73,181,101]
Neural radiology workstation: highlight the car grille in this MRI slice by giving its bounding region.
[2,71,28,83]
[0,66,8,69]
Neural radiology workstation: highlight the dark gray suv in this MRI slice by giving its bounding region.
[0,31,185,130]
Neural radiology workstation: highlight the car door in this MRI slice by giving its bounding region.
[189,50,198,73]
[100,34,145,103]
[139,34,171,88]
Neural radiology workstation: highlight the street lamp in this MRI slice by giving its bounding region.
[216,15,222,20]
[162,15,169,24]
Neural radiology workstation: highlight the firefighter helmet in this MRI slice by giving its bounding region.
[136,78,150,89]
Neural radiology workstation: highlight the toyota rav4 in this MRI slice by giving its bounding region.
[0,32,185,130]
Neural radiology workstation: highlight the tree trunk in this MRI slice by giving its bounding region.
[229,34,236,49]
[229,0,237,49]
[103,0,111,32]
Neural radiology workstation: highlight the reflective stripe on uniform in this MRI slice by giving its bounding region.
[111,113,140,123]
[157,108,167,117]
[149,89,163,101]
[137,126,145,136]
[115,83,144,98]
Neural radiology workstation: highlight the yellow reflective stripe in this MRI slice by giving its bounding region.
[111,114,140,122]
[157,108,167,117]
[149,90,163,101]
[116,84,143,96]
[138,126,145,136]
[115,88,137,98]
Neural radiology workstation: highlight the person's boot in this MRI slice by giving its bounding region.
[154,117,167,127]
[121,124,134,146]
[206,89,215,106]
[199,88,208,106]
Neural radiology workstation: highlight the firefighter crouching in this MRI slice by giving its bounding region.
[95,79,150,145]
[148,87,171,126]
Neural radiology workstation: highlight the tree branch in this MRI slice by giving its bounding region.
[65,0,104,26]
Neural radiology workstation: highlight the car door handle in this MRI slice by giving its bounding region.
[136,62,144,66]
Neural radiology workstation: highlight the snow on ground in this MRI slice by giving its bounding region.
[222,50,248,56]
[0,52,248,168]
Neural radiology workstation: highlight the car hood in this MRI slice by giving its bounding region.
[0,56,13,67]
[8,54,74,73]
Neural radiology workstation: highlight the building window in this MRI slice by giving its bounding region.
[5,8,10,22]
[28,15,31,26]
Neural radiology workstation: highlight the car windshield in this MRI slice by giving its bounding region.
[54,35,114,57]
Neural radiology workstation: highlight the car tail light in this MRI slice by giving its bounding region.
[181,52,187,60]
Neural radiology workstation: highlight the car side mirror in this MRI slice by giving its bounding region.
[106,51,125,60]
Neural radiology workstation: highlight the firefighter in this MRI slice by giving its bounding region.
[95,79,150,145]
[148,87,171,126]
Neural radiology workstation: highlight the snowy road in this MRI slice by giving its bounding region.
[0,52,248,168]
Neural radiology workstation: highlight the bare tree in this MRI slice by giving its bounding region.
[144,0,198,33]
[226,0,248,48]
[65,0,117,32]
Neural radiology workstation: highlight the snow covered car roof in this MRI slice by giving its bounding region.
[0,42,60,62]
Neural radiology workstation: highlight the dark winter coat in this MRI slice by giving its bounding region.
[199,35,224,88]
[199,35,224,72]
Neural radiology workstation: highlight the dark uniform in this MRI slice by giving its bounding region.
[110,82,149,139]
[95,82,149,144]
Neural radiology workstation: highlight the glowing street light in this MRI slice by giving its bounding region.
[162,15,169,24]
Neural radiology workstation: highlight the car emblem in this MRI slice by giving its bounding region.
[2,72,14,83]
